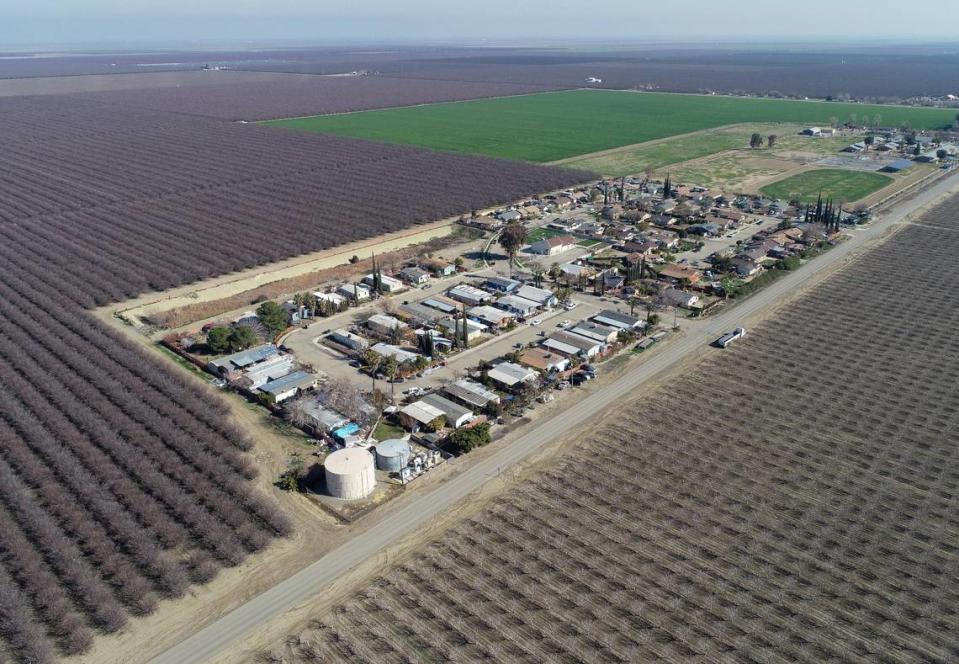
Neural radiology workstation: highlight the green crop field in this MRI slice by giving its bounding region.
[264,90,956,163]
[759,169,893,203]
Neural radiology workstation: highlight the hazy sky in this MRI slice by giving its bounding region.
[2,0,959,48]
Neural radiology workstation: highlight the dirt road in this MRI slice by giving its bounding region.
[148,169,959,664]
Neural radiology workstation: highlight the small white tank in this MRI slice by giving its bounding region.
[324,448,375,500]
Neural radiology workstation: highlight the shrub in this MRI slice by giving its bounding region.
[448,423,492,454]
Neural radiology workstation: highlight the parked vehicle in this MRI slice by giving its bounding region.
[714,327,747,348]
[555,381,571,390]
[558,319,571,327]
[564,302,578,311]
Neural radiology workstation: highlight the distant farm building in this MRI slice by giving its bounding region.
[881,159,915,173]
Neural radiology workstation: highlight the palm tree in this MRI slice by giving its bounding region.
[383,355,399,403]
[361,349,384,392]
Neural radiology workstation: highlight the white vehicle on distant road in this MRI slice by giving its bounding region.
[558,319,571,327]
[530,318,542,326]
[564,302,578,311]
[715,327,746,348]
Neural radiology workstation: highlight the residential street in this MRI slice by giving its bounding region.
[148,169,959,664]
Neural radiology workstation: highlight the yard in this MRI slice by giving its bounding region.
[525,227,565,243]
[372,420,407,441]
[264,89,956,163]
[759,168,893,203]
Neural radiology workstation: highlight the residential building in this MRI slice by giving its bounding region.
[414,329,453,353]
[314,291,347,307]
[515,284,558,308]
[553,195,575,210]
[488,362,538,389]
[731,257,762,277]
[658,264,702,284]
[366,314,407,337]
[421,296,459,315]
[484,276,521,293]
[467,305,515,329]
[399,266,430,285]
[577,221,606,236]
[398,401,447,431]
[400,302,446,326]
[237,354,296,389]
[518,348,571,373]
[520,205,542,219]
[336,283,371,302]
[651,214,677,228]
[497,209,522,223]
[258,371,318,404]
[448,284,493,306]
[621,239,657,256]
[329,328,369,351]
[543,330,604,358]
[661,288,700,309]
[559,262,594,280]
[282,300,307,324]
[470,216,502,231]
[299,399,350,434]
[370,342,419,364]
[422,258,456,276]
[421,393,474,428]
[362,273,404,292]
[740,245,771,262]
[207,344,279,376]
[436,316,486,340]
[495,294,541,318]
[444,379,500,410]
[687,223,721,237]
[592,310,645,331]
[643,229,680,249]
[529,234,578,256]
[568,321,619,344]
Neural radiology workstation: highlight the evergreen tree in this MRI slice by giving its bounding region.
[371,253,381,294]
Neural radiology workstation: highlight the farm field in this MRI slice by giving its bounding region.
[265,89,957,163]
[62,75,561,121]
[760,169,893,203]
[0,95,589,663]
[268,195,959,663]
[557,122,846,177]
[5,46,959,100]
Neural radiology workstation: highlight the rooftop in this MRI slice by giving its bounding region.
[488,361,537,386]
[258,370,316,396]
[209,344,278,371]
[444,379,500,408]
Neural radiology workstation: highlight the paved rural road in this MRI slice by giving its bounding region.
[149,170,959,664]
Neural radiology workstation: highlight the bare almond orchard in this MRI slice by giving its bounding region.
[265,194,959,662]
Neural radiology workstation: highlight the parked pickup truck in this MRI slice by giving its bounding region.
[714,327,746,348]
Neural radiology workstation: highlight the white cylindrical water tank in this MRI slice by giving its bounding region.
[375,438,412,472]
[324,448,375,500]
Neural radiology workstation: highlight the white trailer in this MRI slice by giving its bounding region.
[715,327,746,348]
